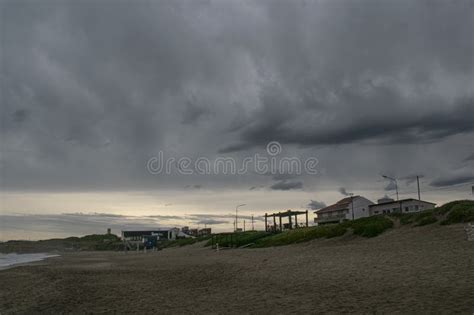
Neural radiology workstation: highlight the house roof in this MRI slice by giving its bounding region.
[368,198,436,207]
[315,196,360,214]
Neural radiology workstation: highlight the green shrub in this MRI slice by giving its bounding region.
[397,213,415,225]
[440,203,474,225]
[415,216,438,226]
[206,231,270,248]
[80,234,120,242]
[435,200,474,216]
[342,216,394,237]
[395,209,437,226]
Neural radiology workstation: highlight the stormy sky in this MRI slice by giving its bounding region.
[1,0,473,239]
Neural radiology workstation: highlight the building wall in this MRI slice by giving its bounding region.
[370,200,435,215]
[346,197,374,220]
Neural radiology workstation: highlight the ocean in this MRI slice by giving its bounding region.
[0,253,59,270]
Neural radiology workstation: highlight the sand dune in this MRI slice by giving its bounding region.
[1,224,473,313]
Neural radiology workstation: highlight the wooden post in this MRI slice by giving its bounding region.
[265,213,268,232]
[306,210,309,227]
[288,211,292,230]
[295,214,298,228]
[279,213,282,231]
[273,213,276,232]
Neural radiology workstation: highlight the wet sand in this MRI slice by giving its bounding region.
[1,224,473,314]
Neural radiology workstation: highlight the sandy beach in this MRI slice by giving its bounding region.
[1,224,473,314]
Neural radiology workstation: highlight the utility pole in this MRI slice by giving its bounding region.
[244,220,246,232]
[251,214,254,231]
[417,176,421,200]
[235,204,246,231]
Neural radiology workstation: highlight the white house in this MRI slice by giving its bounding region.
[314,196,374,225]
[369,198,435,215]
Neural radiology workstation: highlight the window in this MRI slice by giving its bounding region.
[405,207,409,212]
[374,210,379,214]
[415,205,419,210]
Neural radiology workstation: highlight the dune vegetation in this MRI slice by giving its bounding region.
[202,200,474,249]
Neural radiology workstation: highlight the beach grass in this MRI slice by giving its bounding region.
[205,231,270,248]
[252,224,347,248]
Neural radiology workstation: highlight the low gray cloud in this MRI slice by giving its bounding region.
[186,213,264,222]
[194,219,228,225]
[307,200,326,210]
[270,180,303,191]
[0,213,167,240]
[384,180,398,191]
[271,173,299,181]
[181,95,210,125]
[400,174,424,185]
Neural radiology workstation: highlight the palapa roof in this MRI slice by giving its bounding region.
[267,210,308,217]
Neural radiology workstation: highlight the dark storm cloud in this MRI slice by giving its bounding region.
[339,187,351,196]
[11,109,28,123]
[270,180,303,191]
[1,0,473,192]
[430,174,474,187]
[307,200,326,210]
[221,97,474,152]
[464,153,474,162]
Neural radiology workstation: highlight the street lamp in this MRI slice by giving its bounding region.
[382,175,399,201]
[235,204,246,231]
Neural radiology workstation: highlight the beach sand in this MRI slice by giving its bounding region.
[1,224,473,314]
